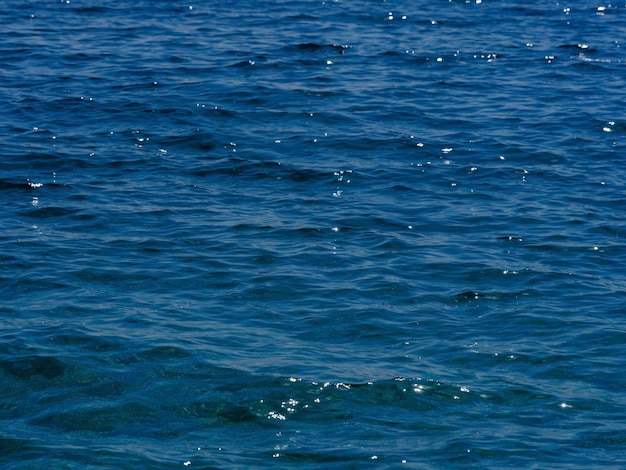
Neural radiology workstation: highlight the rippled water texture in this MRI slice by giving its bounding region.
[2,0,626,468]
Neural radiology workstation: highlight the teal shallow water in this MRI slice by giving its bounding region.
[2,0,626,467]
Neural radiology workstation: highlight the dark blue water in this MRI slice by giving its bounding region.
[2,0,626,467]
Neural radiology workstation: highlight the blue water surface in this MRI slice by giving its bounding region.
[2,0,626,468]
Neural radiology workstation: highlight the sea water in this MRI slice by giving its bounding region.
[1,0,626,468]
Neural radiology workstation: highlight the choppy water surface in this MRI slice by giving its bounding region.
[2,0,626,468]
